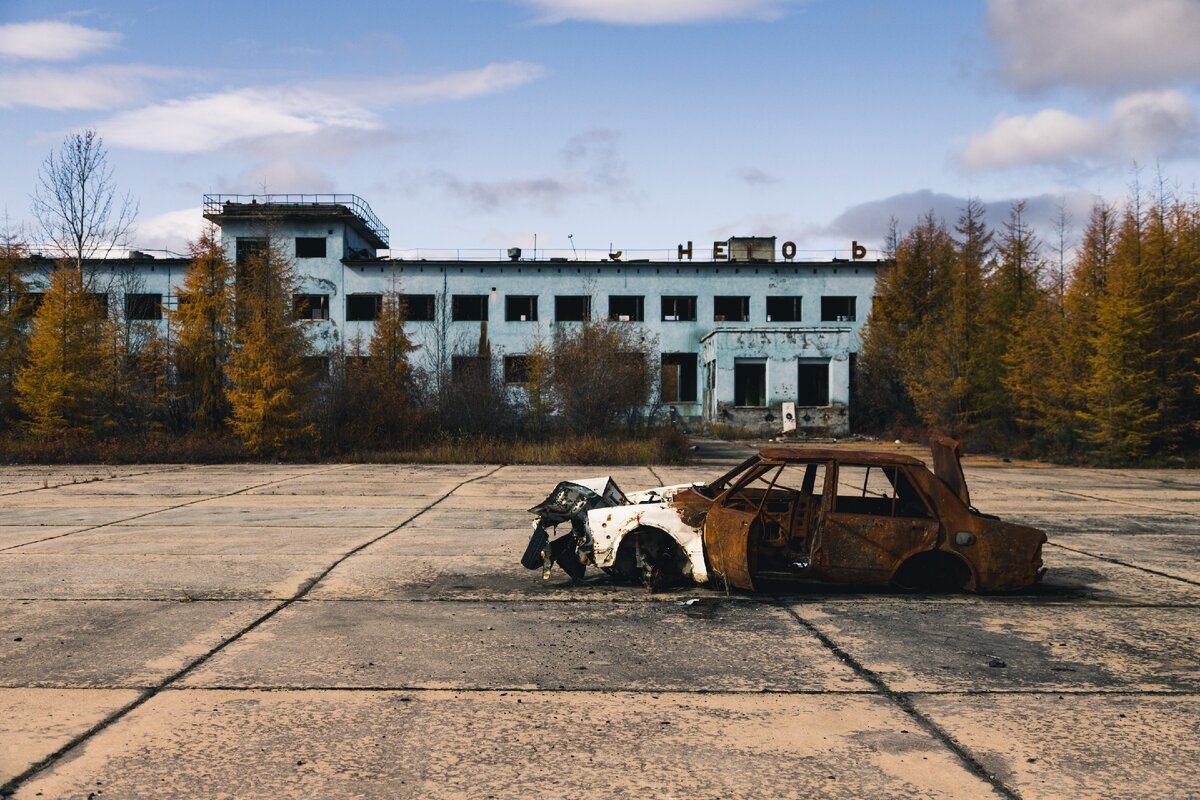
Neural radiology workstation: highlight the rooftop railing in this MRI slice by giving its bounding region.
[203,194,389,246]
[375,246,885,262]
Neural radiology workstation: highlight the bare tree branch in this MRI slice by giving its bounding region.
[30,129,138,275]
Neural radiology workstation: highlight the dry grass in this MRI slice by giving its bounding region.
[0,428,693,466]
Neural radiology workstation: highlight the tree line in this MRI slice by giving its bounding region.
[0,227,667,458]
[855,173,1200,463]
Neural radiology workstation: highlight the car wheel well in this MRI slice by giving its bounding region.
[612,527,688,591]
[891,550,974,593]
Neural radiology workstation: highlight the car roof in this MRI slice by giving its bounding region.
[756,447,925,467]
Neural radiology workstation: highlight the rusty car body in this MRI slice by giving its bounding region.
[520,437,1046,592]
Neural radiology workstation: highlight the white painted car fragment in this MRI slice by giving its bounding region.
[520,476,711,587]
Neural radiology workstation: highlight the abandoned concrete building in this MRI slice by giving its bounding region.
[32,195,880,435]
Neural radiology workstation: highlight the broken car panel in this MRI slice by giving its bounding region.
[521,439,1047,592]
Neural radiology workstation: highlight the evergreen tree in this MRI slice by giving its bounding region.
[361,289,418,446]
[172,228,234,431]
[0,227,31,428]
[15,268,109,436]
[226,235,313,455]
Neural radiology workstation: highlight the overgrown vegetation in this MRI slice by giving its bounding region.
[1,133,686,465]
[855,171,1200,465]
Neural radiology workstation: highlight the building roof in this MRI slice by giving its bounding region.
[203,194,389,249]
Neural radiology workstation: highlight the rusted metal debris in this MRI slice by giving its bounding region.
[521,438,1046,593]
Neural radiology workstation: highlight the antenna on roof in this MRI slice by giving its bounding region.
[568,233,577,260]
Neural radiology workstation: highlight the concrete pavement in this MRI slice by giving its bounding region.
[0,456,1197,798]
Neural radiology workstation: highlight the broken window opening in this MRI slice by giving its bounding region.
[608,295,644,321]
[555,295,591,322]
[346,294,382,322]
[660,353,698,403]
[235,237,266,268]
[797,360,830,406]
[821,296,856,322]
[91,293,109,318]
[766,296,802,322]
[713,296,750,322]
[400,294,436,321]
[661,295,697,321]
[503,354,532,384]
[451,354,489,382]
[734,359,766,407]
[295,237,327,259]
[294,294,330,321]
[506,295,539,322]
[452,295,488,321]
[303,355,330,382]
[125,293,162,321]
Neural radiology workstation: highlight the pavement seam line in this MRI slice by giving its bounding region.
[0,463,355,553]
[0,464,195,497]
[1046,540,1200,587]
[776,602,1022,800]
[0,463,503,798]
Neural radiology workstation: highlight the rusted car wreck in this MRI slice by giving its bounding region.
[521,437,1046,592]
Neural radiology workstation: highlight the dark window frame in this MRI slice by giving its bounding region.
[713,295,750,322]
[821,296,857,322]
[346,294,382,322]
[452,294,489,322]
[734,359,767,407]
[295,237,327,259]
[797,360,830,406]
[505,295,539,322]
[400,294,436,322]
[766,296,802,322]
[294,294,330,321]
[661,295,697,322]
[503,354,532,384]
[608,295,644,322]
[554,295,591,322]
[125,292,162,321]
[660,352,698,403]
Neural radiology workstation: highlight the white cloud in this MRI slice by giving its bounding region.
[96,62,545,154]
[132,207,205,253]
[0,20,120,61]
[989,0,1200,90]
[516,0,800,24]
[0,64,172,110]
[961,90,1197,171]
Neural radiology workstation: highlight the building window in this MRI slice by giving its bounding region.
[452,355,488,381]
[506,295,538,322]
[125,293,162,321]
[714,296,749,322]
[401,294,436,321]
[504,355,531,384]
[766,296,802,322]
[18,293,44,319]
[91,293,109,318]
[798,360,830,406]
[661,295,697,321]
[303,356,330,382]
[235,237,266,268]
[608,295,644,321]
[734,359,766,407]
[295,237,327,258]
[294,294,330,320]
[660,353,698,403]
[452,295,488,321]
[821,296,856,322]
[555,295,591,322]
[346,294,382,321]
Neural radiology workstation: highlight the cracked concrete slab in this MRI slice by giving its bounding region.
[0,554,334,600]
[793,602,1200,693]
[0,600,275,687]
[181,599,869,692]
[912,694,1200,800]
[0,688,140,785]
[13,690,1002,800]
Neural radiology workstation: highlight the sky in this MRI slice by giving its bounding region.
[1,0,1199,260]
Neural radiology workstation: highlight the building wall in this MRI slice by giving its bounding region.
[33,209,878,432]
